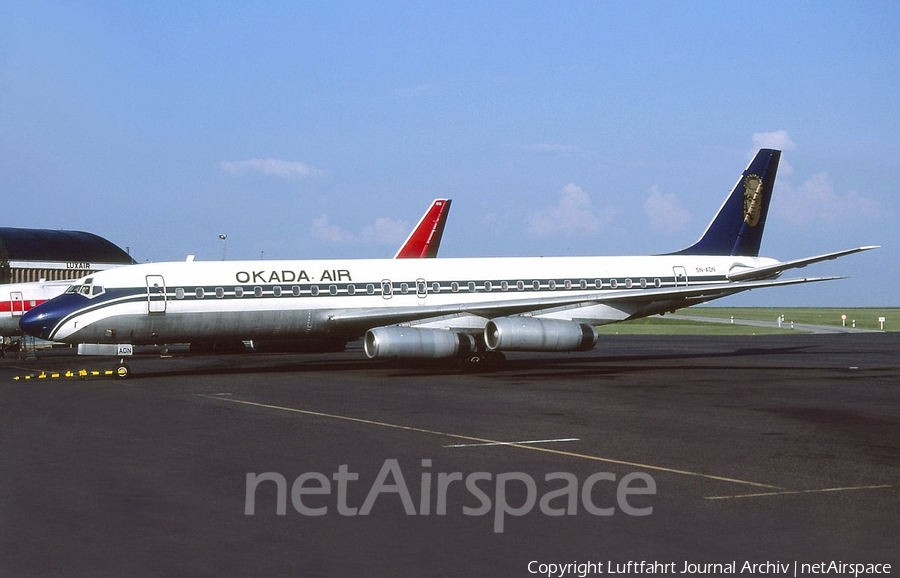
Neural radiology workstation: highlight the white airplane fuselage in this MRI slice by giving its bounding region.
[27,254,775,345]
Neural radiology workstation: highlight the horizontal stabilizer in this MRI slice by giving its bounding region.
[727,246,879,281]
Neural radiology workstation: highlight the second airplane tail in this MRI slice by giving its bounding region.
[394,199,452,259]
[671,148,780,257]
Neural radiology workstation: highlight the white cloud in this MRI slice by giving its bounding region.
[528,183,606,237]
[775,172,881,224]
[311,214,408,245]
[752,130,796,152]
[643,185,691,233]
[361,217,409,244]
[751,130,796,176]
[310,215,353,243]
[219,158,322,180]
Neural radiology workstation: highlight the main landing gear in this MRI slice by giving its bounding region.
[457,350,506,372]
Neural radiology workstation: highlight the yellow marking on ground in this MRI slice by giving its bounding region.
[704,484,893,500]
[203,395,780,489]
[11,368,117,381]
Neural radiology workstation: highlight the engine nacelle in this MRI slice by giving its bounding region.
[484,317,599,352]
[364,326,475,359]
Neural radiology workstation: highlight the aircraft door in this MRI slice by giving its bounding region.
[10,292,25,316]
[673,266,688,287]
[416,278,427,299]
[146,275,167,313]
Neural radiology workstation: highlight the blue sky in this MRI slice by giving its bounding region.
[2,1,897,306]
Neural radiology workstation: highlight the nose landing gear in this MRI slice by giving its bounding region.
[114,358,131,379]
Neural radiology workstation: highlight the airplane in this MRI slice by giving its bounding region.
[20,149,877,377]
[0,198,451,343]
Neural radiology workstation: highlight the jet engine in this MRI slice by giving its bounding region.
[484,317,598,352]
[364,326,476,359]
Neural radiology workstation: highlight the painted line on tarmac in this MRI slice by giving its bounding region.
[444,437,580,448]
[704,484,893,501]
[12,369,116,381]
[202,395,781,490]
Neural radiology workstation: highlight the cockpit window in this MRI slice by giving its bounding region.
[68,278,105,299]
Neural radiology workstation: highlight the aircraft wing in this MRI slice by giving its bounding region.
[726,246,878,282]
[327,274,844,334]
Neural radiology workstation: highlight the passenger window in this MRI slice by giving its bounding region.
[235,287,244,298]
[468,282,476,292]
[329,285,337,295]
[292,286,301,296]
[175,288,185,300]
[273,286,283,297]
[311,285,320,296]
[451,282,459,293]
[196,288,205,299]
[347,284,356,295]
[366,284,375,295]
[254,286,263,297]
[215,287,225,298]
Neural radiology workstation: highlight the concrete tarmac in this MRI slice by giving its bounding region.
[2,333,898,577]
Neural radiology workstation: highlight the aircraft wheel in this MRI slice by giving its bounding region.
[457,355,483,372]
[457,352,505,373]
[114,362,131,379]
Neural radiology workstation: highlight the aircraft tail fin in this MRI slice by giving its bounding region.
[670,149,780,257]
[394,199,452,259]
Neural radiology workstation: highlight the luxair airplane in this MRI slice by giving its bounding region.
[1,199,450,341]
[21,150,876,376]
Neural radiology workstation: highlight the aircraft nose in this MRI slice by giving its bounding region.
[20,296,76,340]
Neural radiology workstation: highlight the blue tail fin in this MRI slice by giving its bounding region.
[670,149,780,257]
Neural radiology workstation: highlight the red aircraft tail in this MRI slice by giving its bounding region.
[394,199,452,259]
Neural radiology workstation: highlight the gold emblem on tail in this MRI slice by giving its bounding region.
[743,174,764,226]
